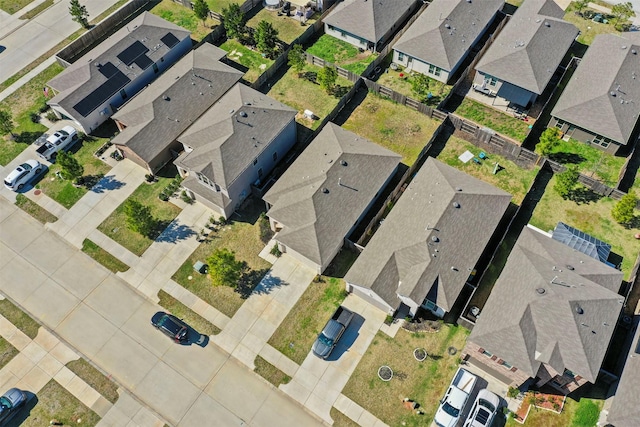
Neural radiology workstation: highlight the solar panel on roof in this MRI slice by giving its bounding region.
[98,62,118,78]
[161,33,180,49]
[73,70,130,117]
[134,55,153,70]
[117,40,149,66]
[552,222,611,263]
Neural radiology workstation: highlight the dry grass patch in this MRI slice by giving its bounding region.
[563,3,621,46]
[342,326,469,427]
[22,380,100,427]
[15,194,58,224]
[66,359,119,404]
[0,298,40,339]
[157,290,221,336]
[151,0,218,42]
[342,92,440,166]
[330,407,360,427]
[247,7,317,44]
[454,98,531,143]
[0,337,19,369]
[254,355,291,387]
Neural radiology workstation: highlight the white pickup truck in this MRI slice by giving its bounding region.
[35,126,79,161]
[434,367,477,427]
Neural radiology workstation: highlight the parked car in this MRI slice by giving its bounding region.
[463,389,500,427]
[3,159,42,191]
[0,387,26,425]
[312,306,354,359]
[151,311,189,343]
[434,367,477,427]
[35,125,79,161]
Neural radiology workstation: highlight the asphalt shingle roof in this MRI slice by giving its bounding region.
[323,0,416,44]
[393,0,503,71]
[551,32,640,145]
[345,157,512,313]
[264,123,401,268]
[607,322,640,427]
[469,227,624,383]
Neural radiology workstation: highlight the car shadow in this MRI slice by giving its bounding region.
[5,391,38,427]
[324,313,364,362]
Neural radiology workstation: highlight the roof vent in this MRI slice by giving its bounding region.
[162,95,170,101]
[341,160,348,166]
[445,23,451,29]
[432,236,439,242]
[632,49,637,54]
[610,91,616,97]
[456,187,462,191]
[544,22,550,27]
[240,111,248,118]
[566,265,575,270]
[452,202,460,208]
[322,188,329,194]
[575,305,584,315]
[536,288,546,295]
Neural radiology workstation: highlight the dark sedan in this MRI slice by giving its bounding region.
[0,388,26,425]
[151,312,189,343]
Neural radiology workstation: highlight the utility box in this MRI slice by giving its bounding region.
[193,261,208,274]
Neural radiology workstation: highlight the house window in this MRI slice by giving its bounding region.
[196,172,214,188]
[328,25,335,31]
[481,349,493,358]
[120,89,127,100]
[428,64,441,77]
[502,360,513,369]
[272,152,278,162]
[554,119,565,130]
[592,135,612,148]
[341,30,347,38]
[253,158,258,166]
[153,63,159,74]
[398,52,405,61]
[564,369,575,379]
[422,299,437,311]
[485,75,498,86]
[160,57,164,62]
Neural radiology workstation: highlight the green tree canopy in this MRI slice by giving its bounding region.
[612,191,637,225]
[123,199,156,237]
[611,2,635,27]
[207,248,244,287]
[288,44,306,76]
[573,0,589,15]
[554,165,579,199]
[222,3,247,39]
[536,127,561,156]
[255,20,279,59]
[193,0,210,26]
[69,0,89,28]
[0,110,14,136]
[57,151,84,181]
[317,65,338,94]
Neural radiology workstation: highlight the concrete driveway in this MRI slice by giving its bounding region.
[0,198,324,426]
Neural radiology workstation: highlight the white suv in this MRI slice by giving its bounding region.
[3,159,42,191]
[463,389,500,427]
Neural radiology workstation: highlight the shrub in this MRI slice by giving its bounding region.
[30,112,40,123]
[270,244,282,257]
[45,111,59,122]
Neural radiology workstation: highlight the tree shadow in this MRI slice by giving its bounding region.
[13,131,42,144]
[548,152,585,165]
[330,85,350,98]
[90,175,125,193]
[625,216,640,230]
[77,173,104,189]
[567,187,602,205]
[236,267,271,299]
[154,221,197,243]
[247,270,289,297]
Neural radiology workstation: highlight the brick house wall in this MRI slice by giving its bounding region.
[462,341,532,386]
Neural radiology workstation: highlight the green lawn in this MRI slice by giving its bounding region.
[330,408,360,427]
[0,0,33,14]
[22,380,100,427]
[506,396,603,427]
[205,0,238,13]
[267,63,352,130]
[253,355,291,387]
[97,170,183,256]
[66,359,119,404]
[455,98,531,143]
[0,298,40,339]
[342,326,469,427]
[563,2,622,45]
[547,138,626,187]
[342,92,440,166]
[35,133,113,208]
[247,7,317,44]
[157,290,221,335]
[0,337,18,370]
[0,62,64,165]
[172,197,271,317]
[530,175,640,279]
[376,64,452,106]
[151,0,219,42]
[15,194,58,224]
[306,34,377,76]
[219,39,274,83]
[81,239,129,273]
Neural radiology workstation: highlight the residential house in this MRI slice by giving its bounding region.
[111,43,244,174]
[549,32,640,154]
[472,0,578,108]
[463,226,624,394]
[345,157,511,318]
[323,0,418,52]
[264,123,401,273]
[392,0,504,84]
[606,320,640,427]
[46,12,191,134]
[174,84,297,219]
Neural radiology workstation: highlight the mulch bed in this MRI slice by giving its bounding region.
[514,391,565,423]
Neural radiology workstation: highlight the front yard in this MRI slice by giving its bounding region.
[507,395,602,427]
[455,98,531,143]
[341,92,441,166]
[150,0,218,42]
[171,197,271,317]
[219,38,274,83]
[437,135,539,205]
[306,34,377,76]
[342,325,469,427]
[22,380,101,427]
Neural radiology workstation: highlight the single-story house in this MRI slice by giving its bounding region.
[111,43,244,174]
[174,84,297,219]
[549,32,640,154]
[323,0,418,52]
[264,123,401,274]
[392,0,504,84]
[463,226,624,394]
[345,157,512,318]
[606,319,640,427]
[473,0,578,108]
[47,12,191,134]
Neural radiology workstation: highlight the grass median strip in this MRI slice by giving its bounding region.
[81,239,129,273]
[330,408,360,427]
[158,290,221,336]
[23,379,101,426]
[254,355,291,387]
[15,194,58,224]
[0,298,40,339]
[0,337,19,370]
[66,359,119,404]
[19,0,52,19]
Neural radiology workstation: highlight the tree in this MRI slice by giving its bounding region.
[207,248,244,287]
[288,44,306,77]
[0,110,14,137]
[612,191,637,225]
[69,0,89,28]
[221,3,247,40]
[57,151,84,181]
[192,0,210,27]
[536,128,561,156]
[411,73,437,104]
[611,2,635,28]
[255,20,279,59]
[573,0,589,16]
[123,199,156,237]
[317,65,338,94]
[554,165,579,199]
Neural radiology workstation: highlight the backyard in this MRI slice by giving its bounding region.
[219,38,274,83]
[375,58,452,106]
[342,325,469,427]
[306,34,377,76]
[454,98,532,143]
[341,92,441,166]
[150,0,219,42]
[97,168,183,256]
[267,63,353,130]
[171,197,271,317]
[437,135,539,205]
[507,395,603,427]
[563,2,623,46]
[247,7,317,44]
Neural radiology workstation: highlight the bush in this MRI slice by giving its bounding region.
[181,190,194,204]
[258,212,273,243]
[270,244,282,257]
[45,111,59,122]
[30,112,40,123]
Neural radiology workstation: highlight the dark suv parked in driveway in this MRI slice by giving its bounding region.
[0,388,26,425]
[151,312,189,343]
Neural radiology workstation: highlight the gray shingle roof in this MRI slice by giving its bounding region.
[469,227,624,383]
[552,222,611,264]
[393,0,504,71]
[607,321,640,427]
[47,12,191,118]
[345,157,512,313]
[516,0,565,19]
[174,84,296,189]
[551,33,640,145]
[111,43,244,163]
[475,1,578,94]
[323,0,416,44]
[264,123,401,267]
